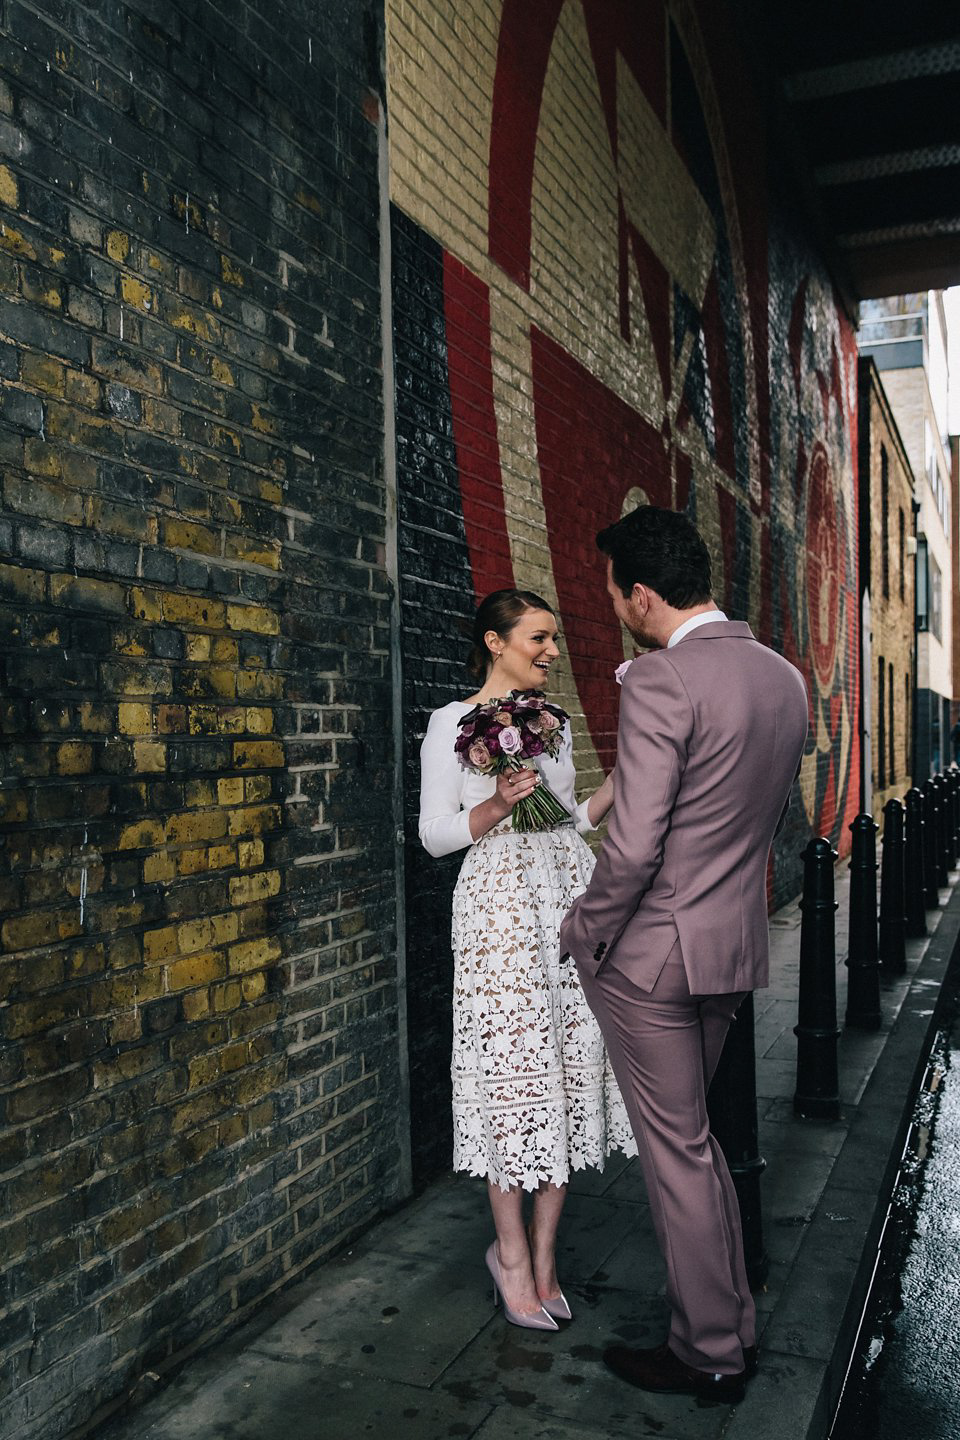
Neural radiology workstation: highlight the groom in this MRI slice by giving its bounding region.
[560,505,808,1404]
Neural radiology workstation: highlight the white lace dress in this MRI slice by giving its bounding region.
[419,701,636,1191]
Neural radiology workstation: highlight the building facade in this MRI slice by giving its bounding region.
[1,2,864,1435]
[857,357,915,820]
[859,292,953,778]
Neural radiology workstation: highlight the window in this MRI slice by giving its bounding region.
[878,656,886,790]
[905,673,911,778]
[930,555,943,642]
[889,661,895,786]
[881,445,889,599]
[917,537,929,631]
[899,508,905,601]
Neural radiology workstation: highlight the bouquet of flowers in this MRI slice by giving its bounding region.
[454,689,571,833]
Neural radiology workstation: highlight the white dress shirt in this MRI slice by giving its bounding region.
[666,609,728,648]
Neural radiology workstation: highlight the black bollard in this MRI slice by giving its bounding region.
[846,815,881,1029]
[950,768,960,862]
[904,787,928,937]
[707,993,768,1288]
[922,780,940,908]
[794,837,841,1120]
[933,774,950,886]
[941,773,957,870]
[878,798,907,975]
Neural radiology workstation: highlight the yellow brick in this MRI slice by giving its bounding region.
[182,989,211,1021]
[106,229,129,263]
[162,593,225,629]
[167,950,225,992]
[177,917,215,955]
[206,668,236,699]
[245,708,274,735]
[133,739,166,772]
[229,870,280,906]
[143,851,176,884]
[167,302,218,342]
[65,369,101,408]
[164,518,219,555]
[21,353,65,395]
[217,777,244,805]
[3,909,82,954]
[176,848,208,876]
[121,274,153,310]
[212,637,238,663]
[117,702,153,735]
[185,633,211,662]
[212,912,240,945]
[0,163,18,207]
[211,357,235,385]
[226,603,279,635]
[185,779,215,808]
[241,971,266,1002]
[188,1052,220,1088]
[56,742,93,775]
[118,818,165,850]
[78,701,113,735]
[0,563,46,603]
[208,843,237,870]
[227,937,281,974]
[245,775,271,802]
[211,979,243,1012]
[250,404,278,436]
[237,840,264,868]
[220,254,245,286]
[233,740,283,769]
[224,534,281,569]
[166,810,227,845]
[143,925,179,963]
[0,225,37,259]
[130,588,163,622]
[227,804,280,837]
[219,1113,245,1147]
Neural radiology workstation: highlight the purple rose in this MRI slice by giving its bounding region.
[499,725,522,755]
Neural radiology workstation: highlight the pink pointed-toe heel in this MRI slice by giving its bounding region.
[540,1290,573,1322]
[525,1225,572,1321]
[485,1242,559,1331]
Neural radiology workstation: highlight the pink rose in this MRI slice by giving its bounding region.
[538,710,560,731]
[468,740,493,771]
[498,726,522,755]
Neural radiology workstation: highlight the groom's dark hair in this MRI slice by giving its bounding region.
[597,505,713,607]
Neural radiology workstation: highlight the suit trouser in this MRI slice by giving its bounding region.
[578,943,754,1374]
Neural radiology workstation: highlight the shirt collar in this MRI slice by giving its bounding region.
[666,609,728,648]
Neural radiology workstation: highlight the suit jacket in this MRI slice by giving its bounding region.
[560,620,809,994]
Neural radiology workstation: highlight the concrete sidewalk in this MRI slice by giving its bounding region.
[97,863,960,1440]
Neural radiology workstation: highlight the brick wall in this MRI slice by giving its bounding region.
[387,0,860,1180]
[0,3,395,1436]
[858,357,915,819]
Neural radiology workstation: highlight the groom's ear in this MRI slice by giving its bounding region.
[631,583,650,614]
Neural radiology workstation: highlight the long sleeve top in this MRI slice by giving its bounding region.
[418,700,595,859]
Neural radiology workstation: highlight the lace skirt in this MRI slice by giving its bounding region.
[451,820,636,1191]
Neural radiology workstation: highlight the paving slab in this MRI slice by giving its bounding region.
[95,861,960,1440]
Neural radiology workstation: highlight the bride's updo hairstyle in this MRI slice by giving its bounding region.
[466,589,554,683]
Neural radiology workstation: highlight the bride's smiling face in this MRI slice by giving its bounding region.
[486,609,560,691]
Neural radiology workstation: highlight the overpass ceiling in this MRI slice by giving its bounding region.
[744,3,960,300]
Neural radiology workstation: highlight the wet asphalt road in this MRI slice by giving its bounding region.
[832,965,960,1438]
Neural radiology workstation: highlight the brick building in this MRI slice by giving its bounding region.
[1,2,864,1435]
[859,292,954,777]
[857,357,915,820]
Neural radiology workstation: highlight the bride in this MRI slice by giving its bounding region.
[419,588,635,1330]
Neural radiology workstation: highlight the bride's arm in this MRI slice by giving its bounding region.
[418,708,534,856]
[586,770,615,827]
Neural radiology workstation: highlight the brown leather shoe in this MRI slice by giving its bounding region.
[603,1342,747,1404]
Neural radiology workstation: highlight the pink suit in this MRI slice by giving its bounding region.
[560,620,808,1373]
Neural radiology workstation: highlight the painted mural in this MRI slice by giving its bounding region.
[390,2,859,1174]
